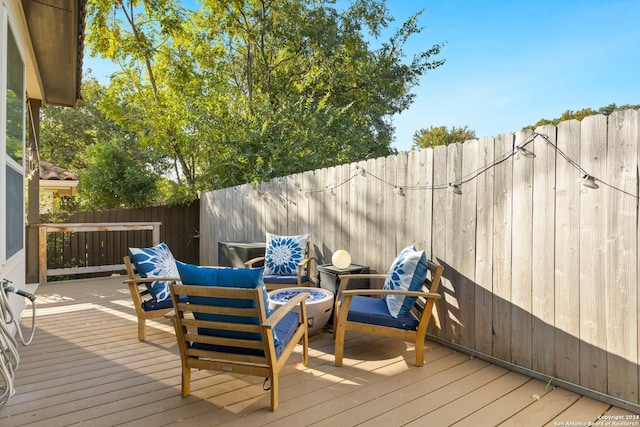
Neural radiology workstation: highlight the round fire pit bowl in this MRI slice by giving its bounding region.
[268,287,334,335]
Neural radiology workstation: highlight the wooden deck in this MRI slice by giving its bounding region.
[1,276,637,427]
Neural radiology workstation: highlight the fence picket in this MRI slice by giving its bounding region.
[193,110,640,408]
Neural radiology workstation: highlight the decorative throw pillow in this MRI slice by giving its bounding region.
[383,246,428,318]
[264,233,309,276]
[128,243,180,303]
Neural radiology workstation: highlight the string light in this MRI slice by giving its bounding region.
[515,145,536,158]
[581,175,599,189]
[259,131,638,201]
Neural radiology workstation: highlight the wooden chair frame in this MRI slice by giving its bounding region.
[123,255,180,341]
[245,240,313,290]
[168,283,309,411]
[333,260,443,367]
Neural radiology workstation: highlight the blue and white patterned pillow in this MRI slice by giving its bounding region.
[383,246,428,318]
[128,243,180,303]
[264,233,309,276]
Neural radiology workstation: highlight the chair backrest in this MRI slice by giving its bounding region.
[124,255,137,279]
[170,283,275,365]
[412,260,443,330]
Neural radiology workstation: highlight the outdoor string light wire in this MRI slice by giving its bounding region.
[260,131,638,201]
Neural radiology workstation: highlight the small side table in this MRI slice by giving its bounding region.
[316,263,370,294]
[316,263,370,328]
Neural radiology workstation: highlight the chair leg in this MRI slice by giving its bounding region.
[181,366,191,397]
[270,374,278,411]
[334,326,345,367]
[414,334,427,367]
[138,318,146,341]
[415,342,425,367]
[302,331,309,366]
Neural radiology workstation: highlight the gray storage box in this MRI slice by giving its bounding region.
[317,263,369,294]
[218,241,266,267]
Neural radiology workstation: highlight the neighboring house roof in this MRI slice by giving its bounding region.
[21,0,86,106]
[39,162,79,212]
[39,161,78,181]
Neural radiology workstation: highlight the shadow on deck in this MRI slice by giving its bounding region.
[1,276,636,426]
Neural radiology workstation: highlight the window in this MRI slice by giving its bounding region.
[6,24,24,164]
[4,22,25,259]
[6,166,23,258]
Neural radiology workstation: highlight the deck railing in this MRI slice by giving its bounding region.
[37,222,161,284]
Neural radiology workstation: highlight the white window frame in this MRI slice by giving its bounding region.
[1,6,27,264]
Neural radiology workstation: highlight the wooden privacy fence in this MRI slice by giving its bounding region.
[200,109,640,411]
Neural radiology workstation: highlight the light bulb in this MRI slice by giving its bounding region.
[515,146,536,158]
[393,187,405,196]
[582,175,599,189]
[332,250,351,269]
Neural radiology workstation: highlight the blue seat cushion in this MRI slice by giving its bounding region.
[192,311,300,359]
[263,274,308,285]
[141,294,187,311]
[346,295,418,331]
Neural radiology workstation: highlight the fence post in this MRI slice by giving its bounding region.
[152,223,160,245]
[39,225,47,285]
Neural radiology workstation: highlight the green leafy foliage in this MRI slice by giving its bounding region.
[78,139,160,209]
[412,125,477,149]
[39,78,166,210]
[527,103,640,129]
[84,0,445,196]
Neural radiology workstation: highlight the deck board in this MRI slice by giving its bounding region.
[1,276,637,426]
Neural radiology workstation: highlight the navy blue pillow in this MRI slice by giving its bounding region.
[128,243,179,303]
[176,262,272,342]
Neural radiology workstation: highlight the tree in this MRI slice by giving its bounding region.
[78,139,160,209]
[412,125,476,149]
[527,103,640,129]
[39,78,122,173]
[39,77,166,210]
[85,0,445,195]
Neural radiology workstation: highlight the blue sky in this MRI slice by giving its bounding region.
[385,0,640,151]
[84,0,640,152]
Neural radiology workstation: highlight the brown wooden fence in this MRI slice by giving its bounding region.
[200,109,640,412]
[41,201,199,278]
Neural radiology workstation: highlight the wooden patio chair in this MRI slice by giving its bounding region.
[167,263,309,411]
[333,249,443,367]
[245,233,314,290]
[123,243,181,341]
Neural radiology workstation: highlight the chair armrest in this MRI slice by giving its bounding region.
[262,292,309,329]
[341,288,441,300]
[298,257,310,267]
[297,257,315,283]
[245,256,265,267]
[335,273,387,298]
[124,277,180,285]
